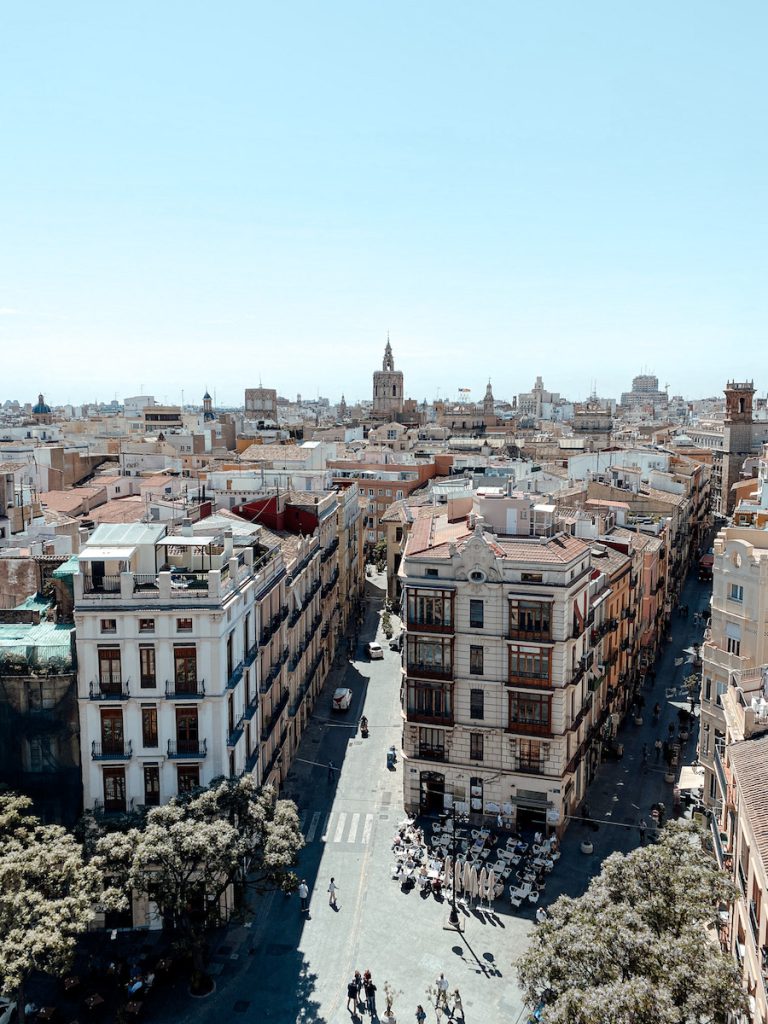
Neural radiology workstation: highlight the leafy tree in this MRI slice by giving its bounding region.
[0,792,103,1022]
[97,778,303,966]
[517,821,748,1024]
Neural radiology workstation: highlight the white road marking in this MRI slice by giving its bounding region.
[306,811,321,842]
[321,813,332,841]
[361,813,374,845]
[334,812,347,843]
[347,812,360,843]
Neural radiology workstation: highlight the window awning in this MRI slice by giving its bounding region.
[78,546,137,561]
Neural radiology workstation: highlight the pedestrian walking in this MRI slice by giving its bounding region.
[328,760,336,782]
[638,819,647,844]
[415,1006,427,1024]
[298,879,309,912]
[348,978,359,1013]
[654,738,662,763]
[364,977,377,1016]
[657,802,666,826]
[641,743,648,765]
[328,877,338,908]
[435,973,449,1008]
[668,722,675,740]
[452,989,463,1020]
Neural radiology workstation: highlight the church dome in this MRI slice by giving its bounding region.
[33,393,51,414]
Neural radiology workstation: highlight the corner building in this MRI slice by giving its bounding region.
[400,507,603,834]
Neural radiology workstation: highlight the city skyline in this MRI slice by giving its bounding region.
[3,2,767,403]
[0,362,760,411]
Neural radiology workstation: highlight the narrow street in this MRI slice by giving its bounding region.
[546,567,712,901]
[148,567,712,1024]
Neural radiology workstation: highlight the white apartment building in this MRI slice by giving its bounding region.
[400,501,608,834]
[700,526,768,811]
[74,519,286,813]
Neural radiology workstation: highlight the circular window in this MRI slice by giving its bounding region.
[469,569,486,584]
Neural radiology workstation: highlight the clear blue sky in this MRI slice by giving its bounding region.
[1,2,766,408]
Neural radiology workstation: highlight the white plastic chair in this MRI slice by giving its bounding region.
[528,890,540,905]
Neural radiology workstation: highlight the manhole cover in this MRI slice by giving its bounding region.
[234,1001,251,1013]
[379,813,390,820]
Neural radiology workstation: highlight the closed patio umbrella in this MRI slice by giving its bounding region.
[485,868,496,905]
[455,860,463,894]
[469,864,480,903]
[478,866,488,902]
[463,859,473,894]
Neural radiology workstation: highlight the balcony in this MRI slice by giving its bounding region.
[321,537,339,563]
[167,739,208,759]
[714,744,728,801]
[406,662,453,681]
[506,719,553,738]
[516,758,545,776]
[406,707,454,726]
[89,680,130,700]
[244,694,259,721]
[261,689,290,741]
[83,574,122,595]
[569,665,585,687]
[245,643,258,667]
[92,739,132,760]
[508,626,552,643]
[407,617,454,635]
[165,679,205,699]
[227,661,244,689]
[417,744,446,762]
[228,717,246,747]
[507,670,551,689]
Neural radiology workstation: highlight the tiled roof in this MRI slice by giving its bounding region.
[407,512,590,565]
[88,497,147,524]
[494,534,589,563]
[728,734,768,875]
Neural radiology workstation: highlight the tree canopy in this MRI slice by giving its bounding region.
[0,792,102,1012]
[517,821,748,1024]
[97,777,304,939]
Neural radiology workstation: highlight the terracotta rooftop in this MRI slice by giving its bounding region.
[87,496,147,524]
[589,544,631,577]
[407,510,590,564]
[728,734,768,876]
[39,487,106,513]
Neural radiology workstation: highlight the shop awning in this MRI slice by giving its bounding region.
[678,764,705,791]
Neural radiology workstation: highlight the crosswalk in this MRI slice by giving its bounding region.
[300,810,375,847]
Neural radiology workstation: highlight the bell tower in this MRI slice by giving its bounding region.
[372,334,404,420]
[721,380,757,515]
